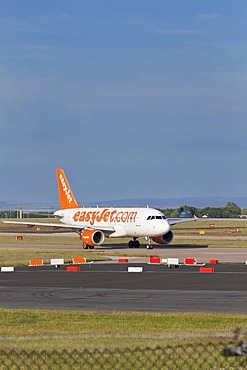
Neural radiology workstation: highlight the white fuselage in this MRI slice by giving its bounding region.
[54,207,170,238]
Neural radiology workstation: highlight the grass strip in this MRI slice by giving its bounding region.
[0,309,245,349]
[0,248,109,266]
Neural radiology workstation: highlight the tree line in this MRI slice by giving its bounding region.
[0,202,245,219]
[161,202,243,218]
[0,211,53,219]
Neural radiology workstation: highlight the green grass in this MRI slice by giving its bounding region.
[0,248,110,266]
[0,309,245,349]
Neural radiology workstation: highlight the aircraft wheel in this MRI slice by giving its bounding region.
[134,240,140,248]
[128,240,135,248]
[89,246,94,249]
[83,243,89,249]
[146,245,153,249]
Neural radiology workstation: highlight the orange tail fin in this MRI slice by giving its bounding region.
[56,169,79,209]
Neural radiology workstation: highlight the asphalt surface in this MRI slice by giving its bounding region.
[0,262,246,313]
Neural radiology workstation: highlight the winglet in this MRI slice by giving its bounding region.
[56,169,80,209]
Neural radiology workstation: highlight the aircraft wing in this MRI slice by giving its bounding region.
[3,220,115,233]
[168,217,197,226]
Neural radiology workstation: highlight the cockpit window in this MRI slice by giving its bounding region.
[147,215,166,220]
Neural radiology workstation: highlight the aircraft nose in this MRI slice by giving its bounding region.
[163,220,170,233]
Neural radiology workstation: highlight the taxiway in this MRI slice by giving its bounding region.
[0,262,246,314]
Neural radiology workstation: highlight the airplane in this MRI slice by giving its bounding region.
[4,169,197,249]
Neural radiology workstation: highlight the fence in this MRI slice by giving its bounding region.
[0,340,246,369]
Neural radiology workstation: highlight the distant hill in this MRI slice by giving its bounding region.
[1,197,247,211]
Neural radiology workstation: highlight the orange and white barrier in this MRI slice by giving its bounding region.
[72,257,86,264]
[167,258,179,268]
[29,259,43,266]
[184,258,197,265]
[50,258,64,266]
[149,257,161,264]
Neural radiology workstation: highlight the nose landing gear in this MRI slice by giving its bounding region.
[145,237,153,249]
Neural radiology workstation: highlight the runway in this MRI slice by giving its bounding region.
[0,263,246,314]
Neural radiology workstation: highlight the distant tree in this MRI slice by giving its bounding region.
[222,202,241,218]
[0,210,17,218]
[161,202,242,219]
[161,208,180,218]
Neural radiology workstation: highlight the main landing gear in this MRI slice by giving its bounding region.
[128,238,153,249]
[128,239,140,248]
[82,243,94,250]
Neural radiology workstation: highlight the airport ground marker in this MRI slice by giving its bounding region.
[67,266,80,272]
[72,257,86,264]
[50,258,64,266]
[167,258,179,268]
[128,267,143,273]
[29,259,43,266]
[119,258,128,263]
[184,258,197,265]
[149,257,161,264]
[200,267,214,273]
[1,267,14,272]
[210,260,219,264]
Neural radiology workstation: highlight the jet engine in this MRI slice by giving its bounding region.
[152,231,173,245]
[81,229,105,246]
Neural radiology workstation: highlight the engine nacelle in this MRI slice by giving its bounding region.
[81,229,105,246]
[152,231,174,245]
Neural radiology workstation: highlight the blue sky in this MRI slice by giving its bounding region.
[0,1,247,205]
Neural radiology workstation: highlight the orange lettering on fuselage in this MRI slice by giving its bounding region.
[73,208,137,225]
